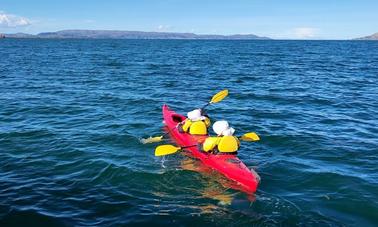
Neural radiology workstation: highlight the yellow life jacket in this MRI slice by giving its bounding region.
[203,136,240,153]
[182,117,210,135]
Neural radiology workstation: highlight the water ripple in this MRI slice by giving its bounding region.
[0,39,377,226]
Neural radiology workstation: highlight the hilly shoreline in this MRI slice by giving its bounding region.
[354,32,378,40]
[1,29,270,40]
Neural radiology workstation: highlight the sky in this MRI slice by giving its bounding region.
[0,0,377,39]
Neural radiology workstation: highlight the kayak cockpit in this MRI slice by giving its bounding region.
[172,114,185,123]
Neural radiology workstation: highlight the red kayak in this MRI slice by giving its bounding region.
[162,104,260,193]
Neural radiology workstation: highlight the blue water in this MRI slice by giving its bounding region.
[0,39,377,226]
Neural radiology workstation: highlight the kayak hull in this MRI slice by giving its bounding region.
[162,104,260,193]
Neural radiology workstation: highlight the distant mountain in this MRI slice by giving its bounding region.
[3,32,36,38]
[354,32,378,40]
[3,29,270,40]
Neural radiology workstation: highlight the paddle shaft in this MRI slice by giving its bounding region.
[201,103,210,111]
[180,144,198,149]
[162,122,182,137]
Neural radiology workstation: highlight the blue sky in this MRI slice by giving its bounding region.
[0,0,377,39]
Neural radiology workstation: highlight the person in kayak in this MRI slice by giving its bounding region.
[178,109,210,135]
[200,120,240,154]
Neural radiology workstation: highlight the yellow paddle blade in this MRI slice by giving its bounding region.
[210,89,228,104]
[240,132,260,142]
[155,145,181,156]
[140,136,163,144]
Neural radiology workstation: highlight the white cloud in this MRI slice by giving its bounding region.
[293,27,318,39]
[0,12,31,27]
[156,25,172,32]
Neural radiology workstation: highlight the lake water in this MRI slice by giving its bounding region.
[0,39,377,226]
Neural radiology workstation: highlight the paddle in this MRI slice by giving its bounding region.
[140,135,164,144]
[141,89,229,144]
[240,132,260,142]
[140,125,177,144]
[201,89,228,110]
[155,144,197,156]
[154,132,260,156]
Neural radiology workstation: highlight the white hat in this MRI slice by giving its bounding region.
[222,127,235,136]
[187,109,205,121]
[213,120,235,136]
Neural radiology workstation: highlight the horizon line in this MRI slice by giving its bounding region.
[1,29,376,40]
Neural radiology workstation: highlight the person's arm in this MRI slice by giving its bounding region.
[181,119,192,132]
[204,117,211,127]
[202,137,219,152]
[235,136,241,148]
